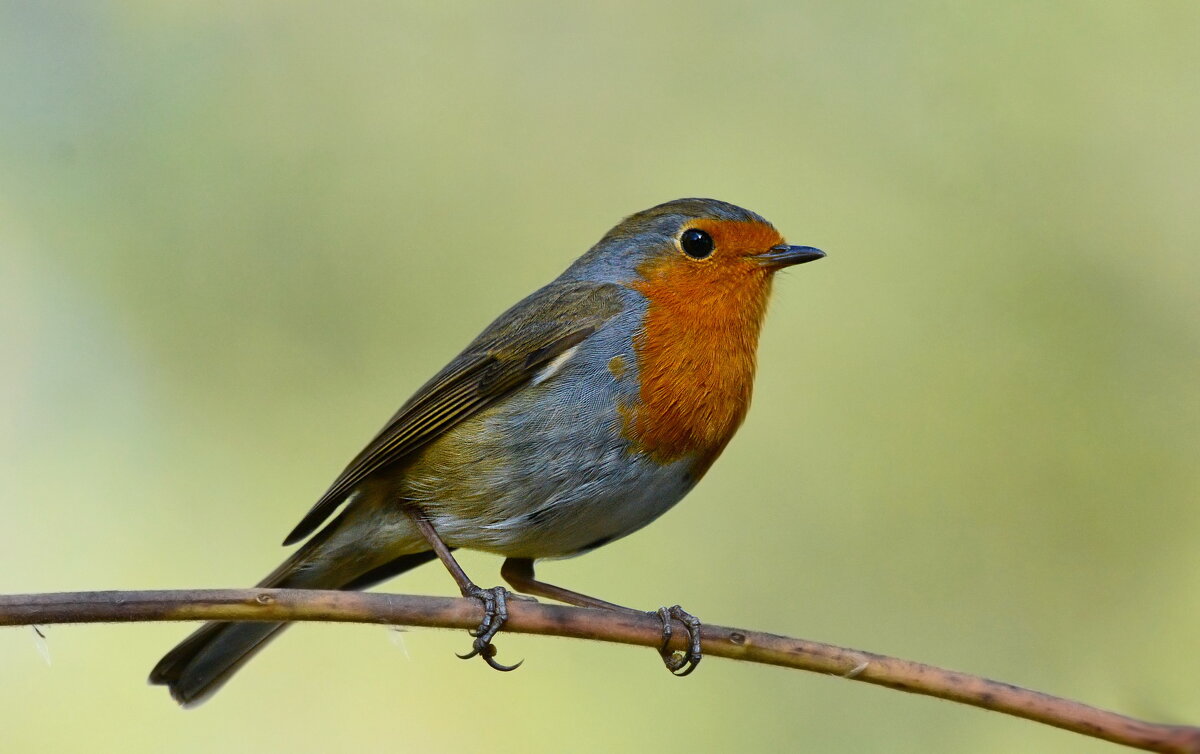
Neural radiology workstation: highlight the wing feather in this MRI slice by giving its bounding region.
[282,281,624,545]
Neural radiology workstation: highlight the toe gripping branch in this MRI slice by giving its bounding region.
[457,585,522,672]
[656,605,703,676]
[406,509,522,671]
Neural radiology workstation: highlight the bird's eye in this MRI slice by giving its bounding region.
[680,228,715,259]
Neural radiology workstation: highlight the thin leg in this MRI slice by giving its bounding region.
[501,557,702,676]
[409,512,476,595]
[407,509,521,672]
[501,557,626,610]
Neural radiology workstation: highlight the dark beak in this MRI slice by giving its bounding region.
[756,244,826,269]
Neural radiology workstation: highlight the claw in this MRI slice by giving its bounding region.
[655,605,702,677]
[457,585,522,672]
[480,642,524,672]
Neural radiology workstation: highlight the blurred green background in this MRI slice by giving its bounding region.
[2,2,1197,752]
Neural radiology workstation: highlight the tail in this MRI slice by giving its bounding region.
[148,538,437,707]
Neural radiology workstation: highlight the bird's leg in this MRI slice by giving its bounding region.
[406,509,521,672]
[500,557,702,676]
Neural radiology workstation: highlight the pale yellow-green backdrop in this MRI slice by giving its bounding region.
[2,3,1197,753]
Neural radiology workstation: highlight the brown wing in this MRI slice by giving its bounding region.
[282,280,625,545]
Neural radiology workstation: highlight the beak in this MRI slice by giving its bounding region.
[756,244,826,269]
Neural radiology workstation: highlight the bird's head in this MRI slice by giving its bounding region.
[568,198,824,291]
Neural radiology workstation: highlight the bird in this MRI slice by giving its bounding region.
[149,197,825,706]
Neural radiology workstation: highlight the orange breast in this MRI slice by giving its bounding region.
[620,220,782,473]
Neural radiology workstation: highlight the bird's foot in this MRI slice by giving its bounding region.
[655,605,702,676]
[456,585,522,672]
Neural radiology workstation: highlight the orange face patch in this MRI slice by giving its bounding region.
[687,219,785,261]
[621,219,784,471]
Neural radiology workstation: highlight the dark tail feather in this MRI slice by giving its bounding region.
[148,549,438,707]
[148,620,284,707]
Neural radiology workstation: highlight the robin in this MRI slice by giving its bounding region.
[150,198,825,705]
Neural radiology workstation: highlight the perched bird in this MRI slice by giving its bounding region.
[150,198,825,706]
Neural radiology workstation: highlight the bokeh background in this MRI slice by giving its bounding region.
[2,2,1197,752]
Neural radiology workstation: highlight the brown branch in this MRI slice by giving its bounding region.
[1,589,1196,752]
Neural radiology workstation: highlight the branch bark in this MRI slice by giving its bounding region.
[1,589,1195,753]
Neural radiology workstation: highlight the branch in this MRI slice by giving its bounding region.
[2,589,1195,752]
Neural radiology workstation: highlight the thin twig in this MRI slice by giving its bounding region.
[1,589,1196,753]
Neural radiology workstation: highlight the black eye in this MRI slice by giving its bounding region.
[680,228,714,259]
